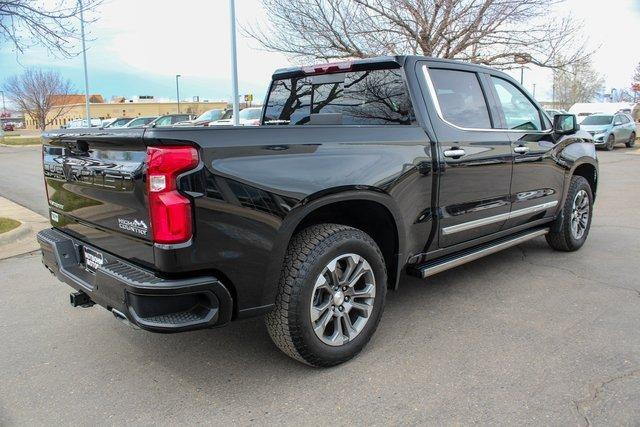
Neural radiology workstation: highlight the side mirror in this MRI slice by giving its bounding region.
[613,120,622,126]
[553,114,579,135]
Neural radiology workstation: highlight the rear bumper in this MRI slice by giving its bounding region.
[37,228,233,333]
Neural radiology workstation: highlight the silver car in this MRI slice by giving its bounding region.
[580,113,636,150]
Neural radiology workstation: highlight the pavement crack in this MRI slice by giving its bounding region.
[573,368,640,426]
[517,246,640,297]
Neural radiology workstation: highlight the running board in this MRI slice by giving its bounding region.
[406,228,549,279]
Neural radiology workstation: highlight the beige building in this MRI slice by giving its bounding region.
[26,100,229,130]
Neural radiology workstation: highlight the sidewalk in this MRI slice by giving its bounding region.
[0,196,49,259]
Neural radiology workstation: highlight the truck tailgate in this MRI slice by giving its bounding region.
[42,129,155,266]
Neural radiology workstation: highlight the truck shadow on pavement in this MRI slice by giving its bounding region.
[112,238,553,384]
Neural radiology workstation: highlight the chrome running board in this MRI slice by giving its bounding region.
[407,228,549,279]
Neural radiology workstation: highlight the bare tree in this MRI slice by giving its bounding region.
[3,69,75,131]
[0,0,102,56]
[633,62,640,83]
[246,0,591,69]
[552,59,604,110]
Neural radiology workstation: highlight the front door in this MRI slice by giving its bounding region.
[486,75,564,230]
[419,63,513,248]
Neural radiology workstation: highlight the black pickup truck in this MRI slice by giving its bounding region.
[38,56,598,367]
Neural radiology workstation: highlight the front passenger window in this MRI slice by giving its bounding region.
[491,77,543,131]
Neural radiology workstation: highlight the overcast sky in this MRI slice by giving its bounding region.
[1,0,638,105]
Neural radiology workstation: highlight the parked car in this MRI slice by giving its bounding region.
[125,116,157,128]
[103,117,133,128]
[148,114,195,127]
[2,123,15,131]
[39,56,598,367]
[579,113,636,150]
[212,107,262,126]
[174,109,227,127]
[65,118,103,129]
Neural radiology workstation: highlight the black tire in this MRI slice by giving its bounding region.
[626,132,636,148]
[265,224,387,367]
[605,134,615,151]
[546,176,593,252]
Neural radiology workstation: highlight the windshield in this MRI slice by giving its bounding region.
[107,118,133,127]
[196,109,224,122]
[581,115,613,126]
[127,117,156,127]
[239,108,262,120]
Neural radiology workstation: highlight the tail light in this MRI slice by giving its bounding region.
[146,146,199,244]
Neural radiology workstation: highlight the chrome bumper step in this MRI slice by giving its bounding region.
[407,228,549,279]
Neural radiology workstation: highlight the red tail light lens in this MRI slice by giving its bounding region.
[147,146,199,244]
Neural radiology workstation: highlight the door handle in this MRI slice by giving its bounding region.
[443,148,466,158]
[513,146,530,154]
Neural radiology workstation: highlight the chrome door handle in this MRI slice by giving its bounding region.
[513,146,530,154]
[443,149,466,158]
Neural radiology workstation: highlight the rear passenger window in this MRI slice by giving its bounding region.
[429,68,492,129]
[491,77,543,131]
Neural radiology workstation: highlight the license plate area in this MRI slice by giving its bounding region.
[82,246,104,274]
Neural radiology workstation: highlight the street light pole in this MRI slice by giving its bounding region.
[176,74,181,113]
[229,0,240,126]
[79,0,91,126]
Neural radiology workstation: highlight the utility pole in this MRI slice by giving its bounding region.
[0,90,5,116]
[79,0,91,126]
[176,74,181,113]
[229,0,240,126]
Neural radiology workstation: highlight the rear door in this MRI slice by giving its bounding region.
[486,75,563,230]
[418,62,513,247]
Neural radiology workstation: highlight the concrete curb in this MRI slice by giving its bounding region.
[0,197,49,260]
[0,221,32,245]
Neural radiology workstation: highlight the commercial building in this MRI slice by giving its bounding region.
[24,95,228,130]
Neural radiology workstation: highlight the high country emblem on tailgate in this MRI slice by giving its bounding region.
[117,218,148,236]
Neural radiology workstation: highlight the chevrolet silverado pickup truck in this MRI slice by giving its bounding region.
[38,56,598,367]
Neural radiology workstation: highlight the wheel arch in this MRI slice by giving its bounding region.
[263,188,407,306]
[571,160,598,200]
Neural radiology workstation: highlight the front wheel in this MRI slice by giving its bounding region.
[265,224,387,367]
[626,132,636,148]
[546,176,593,251]
[605,134,615,151]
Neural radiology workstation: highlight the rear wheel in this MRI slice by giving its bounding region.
[546,176,593,251]
[265,224,387,367]
[605,134,615,151]
[626,132,636,148]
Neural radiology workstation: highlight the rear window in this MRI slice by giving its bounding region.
[264,69,415,125]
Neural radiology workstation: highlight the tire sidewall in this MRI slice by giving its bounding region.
[563,178,593,250]
[292,232,387,365]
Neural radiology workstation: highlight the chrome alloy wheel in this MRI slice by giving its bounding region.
[310,253,376,346]
[570,189,590,240]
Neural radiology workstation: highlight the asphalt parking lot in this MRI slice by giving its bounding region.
[1,145,639,425]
